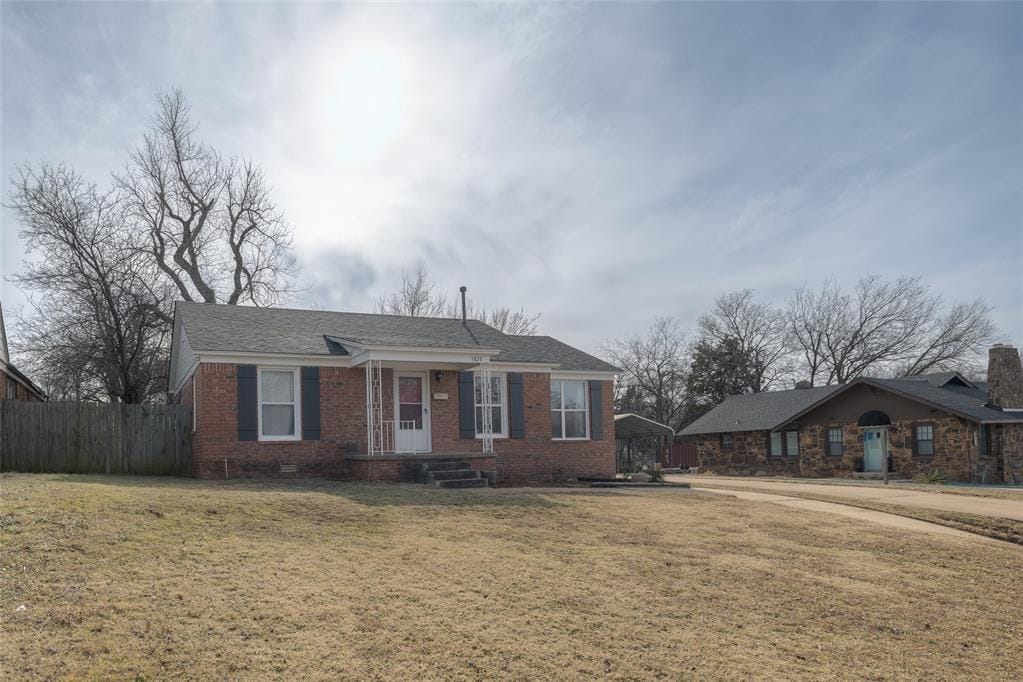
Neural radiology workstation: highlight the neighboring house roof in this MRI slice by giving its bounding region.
[173,301,619,373]
[614,413,675,439]
[679,372,1023,437]
[678,385,843,436]
[0,301,47,401]
[896,372,976,389]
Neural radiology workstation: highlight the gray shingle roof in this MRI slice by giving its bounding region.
[678,385,843,436]
[679,372,1022,437]
[870,379,1013,423]
[175,302,618,373]
[896,372,975,388]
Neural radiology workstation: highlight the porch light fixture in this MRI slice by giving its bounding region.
[434,371,443,383]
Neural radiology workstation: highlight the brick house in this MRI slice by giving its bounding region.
[678,345,1023,484]
[0,302,46,402]
[168,302,619,485]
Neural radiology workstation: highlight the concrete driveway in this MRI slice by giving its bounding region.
[670,477,1023,521]
[692,487,1006,543]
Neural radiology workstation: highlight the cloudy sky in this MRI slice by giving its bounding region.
[1,1,1021,357]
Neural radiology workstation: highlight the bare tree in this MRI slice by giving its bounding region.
[697,289,790,392]
[8,163,172,402]
[451,299,541,335]
[376,262,541,334]
[603,317,689,428]
[375,263,450,317]
[787,276,997,383]
[900,299,996,376]
[117,89,296,306]
[787,281,843,387]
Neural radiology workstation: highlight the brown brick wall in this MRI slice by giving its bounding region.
[183,363,614,485]
[0,370,42,401]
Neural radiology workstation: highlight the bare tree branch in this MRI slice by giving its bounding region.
[697,289,790,392]
[7,163,173,402]
[603,317,689,428]
[117,88,296,306]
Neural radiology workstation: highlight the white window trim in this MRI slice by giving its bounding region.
[551,379,590,441]
[473,372,509,439]
[257,367,302,442]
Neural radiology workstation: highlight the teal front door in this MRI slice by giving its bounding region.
[863,428,885,472]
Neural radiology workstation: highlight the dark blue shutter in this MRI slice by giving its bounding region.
[589,381,604,440]
[508,372,525,439]
[458,371,475,439]
[301,367,320,440]
[237,365,258,441]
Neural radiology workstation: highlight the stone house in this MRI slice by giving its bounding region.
[0,302,46,402]
[678,345,1023,484]
[168,301,619,486]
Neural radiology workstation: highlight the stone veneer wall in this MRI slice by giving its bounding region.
[694,415,977,480]
[994,423,1023,484]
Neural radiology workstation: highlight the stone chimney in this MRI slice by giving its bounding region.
[986,345,1023,409]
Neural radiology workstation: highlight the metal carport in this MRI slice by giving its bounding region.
[614,413,675,471]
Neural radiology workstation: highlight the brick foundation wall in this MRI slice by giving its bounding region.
[341,455,497,483]
[183,363,614,485]
[694,415,977,480]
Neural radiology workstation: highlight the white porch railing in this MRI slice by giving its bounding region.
[364,355,495,456]
[477,358,495,454]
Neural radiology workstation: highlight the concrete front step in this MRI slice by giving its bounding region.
[435,477,488,489]
[427,469,481,482]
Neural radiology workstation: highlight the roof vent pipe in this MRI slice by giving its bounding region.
[459,286,467,325]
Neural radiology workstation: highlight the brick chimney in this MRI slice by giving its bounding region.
[986,344,1023,409]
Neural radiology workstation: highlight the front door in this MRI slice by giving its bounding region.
[863,428,885,472]
[394,372,431,453]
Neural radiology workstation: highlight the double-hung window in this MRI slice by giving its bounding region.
[915,424,934,456]
[827,427,843,456]
[258,368,300,440]
[769,430,799,457]
[474,374,507,438]
[551,380,588,440]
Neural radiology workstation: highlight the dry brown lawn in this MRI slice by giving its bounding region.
[2,474,1021,680]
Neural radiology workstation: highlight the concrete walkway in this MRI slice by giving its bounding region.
[672,477,1023,521]
[694,487,1006,544]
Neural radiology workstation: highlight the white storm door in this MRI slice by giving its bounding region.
[394,372,431,453]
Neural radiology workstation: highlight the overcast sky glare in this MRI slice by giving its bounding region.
[1,1,1021,357]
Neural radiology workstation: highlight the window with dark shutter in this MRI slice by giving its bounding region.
[458,371,475,439]
[237,365,258,441]
[589,381,603,441]
[301,367,320,441]
[508,373,525,439]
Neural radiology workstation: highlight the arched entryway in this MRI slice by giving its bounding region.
[857,411,891,472]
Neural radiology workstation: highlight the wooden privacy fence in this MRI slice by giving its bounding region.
[0,401,192,475]
[662,442,698,469]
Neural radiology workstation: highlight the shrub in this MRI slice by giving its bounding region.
[916,469,947,485]
[648,469,665,483]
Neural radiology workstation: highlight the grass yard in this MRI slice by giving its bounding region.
[2,475,1021,680]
